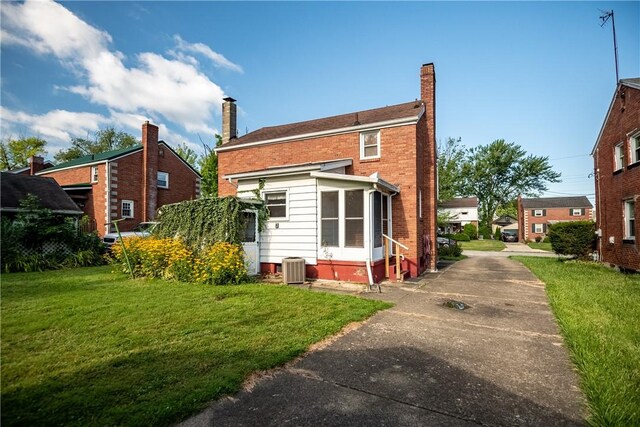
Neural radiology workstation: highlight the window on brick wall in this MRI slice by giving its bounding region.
[614,143,625,171]
[624,199,635,240]
[630,132,640,165]
[533,223,545,234]
[533,209,545,217]
[157,171,169,189]
[121,200,134,218]
[360,130,380,160]
[571,208,583,216]
[91,166,99,183]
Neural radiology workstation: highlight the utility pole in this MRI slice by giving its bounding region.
[600,10,619,83]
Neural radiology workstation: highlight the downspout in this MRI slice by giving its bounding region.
[595,149,602,261]
[227,177,239,188]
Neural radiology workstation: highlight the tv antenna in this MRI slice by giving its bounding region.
[599,10,619,83]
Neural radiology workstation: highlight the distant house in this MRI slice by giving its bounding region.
[1,172,82,218]
[438,197,479,234]
[216,64,438,283]
[517,196,593,242]
[36,122,201,236]
[592,78,640,271]
[492,215,518,234]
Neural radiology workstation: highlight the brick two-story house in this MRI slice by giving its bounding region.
[517,196,593,242]
[592,78,640,271]
[216,64,438,283]
[36,122,201,236]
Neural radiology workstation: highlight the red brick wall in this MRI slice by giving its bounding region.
[594,83,640,271]
[157,145,200,208]
[111,152,144,233]
[521,207,593,241]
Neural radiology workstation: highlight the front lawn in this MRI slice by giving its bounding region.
[527,242,552,251]
[1,266,391,426]
[514,257,640,425]
[459,239,506,251]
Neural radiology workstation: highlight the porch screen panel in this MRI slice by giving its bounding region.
[345,190,364,247]
[373,192,382,247]
[321,191,339,247]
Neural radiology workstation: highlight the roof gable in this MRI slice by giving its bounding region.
[521,196,592,209]
[592,78,640,155]
[1,172,82,214]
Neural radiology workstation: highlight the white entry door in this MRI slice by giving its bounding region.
[242,211,260,275]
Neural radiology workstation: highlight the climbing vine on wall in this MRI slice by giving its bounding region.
[154,195,268,251]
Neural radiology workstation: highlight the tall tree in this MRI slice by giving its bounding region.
[460,139,561,228]
[199,134,222,197]
[437,137,467,201]
[0,136,47,170]
[54,127,139,163]
[174,143,199,169]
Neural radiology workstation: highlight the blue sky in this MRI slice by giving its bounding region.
[2,1,638,202]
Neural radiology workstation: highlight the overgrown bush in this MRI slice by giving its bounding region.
[111,237,248,285]
[463,223,478,240]
[535,235,543,243]
[453,233,470,241]
[479,225,492,239]
[439,244,463,258]
[494,226,502,241]
[548,221,596,259]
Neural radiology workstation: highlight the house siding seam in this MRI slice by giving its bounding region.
[594,82,640,271]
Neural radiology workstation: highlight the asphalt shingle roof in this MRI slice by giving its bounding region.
[1,172,82,213]
[521,196,592,209]
[439,197,478,208]
[222,101,424,148]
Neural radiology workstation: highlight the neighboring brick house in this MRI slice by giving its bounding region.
[592,78,640,271]
[216,64,438,283]
[438,197,479,235]
[36,122,201,236]
[517,196,593,242]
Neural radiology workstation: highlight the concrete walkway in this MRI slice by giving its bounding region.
[180,255,586,426]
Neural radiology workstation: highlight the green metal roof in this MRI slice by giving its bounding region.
[44,144,142,172]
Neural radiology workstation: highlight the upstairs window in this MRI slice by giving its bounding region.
[360,130,380,160]
[91,166,99,183]
[630,132,640,165]
[533,209,544,217]
[614,143,624,171]
[571,208,583,216]
[265,191,287,219]
[157,171,169,189]
[624,199,635,240]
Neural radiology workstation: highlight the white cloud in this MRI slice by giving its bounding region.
[1,0,237,138]
[173,35,243,73]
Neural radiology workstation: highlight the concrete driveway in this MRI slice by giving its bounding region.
[180,255,586,426]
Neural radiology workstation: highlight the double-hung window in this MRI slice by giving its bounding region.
[624,199,635,240]
[533,209,544,217]
[121,200,134,218]
[157,171,169,189]
[614,143,625,171]
[533,223,544,234]
[571,208,582,216]
[630,133,640,165]
[321,191,339,247]
[265,192,287,219]
[360,130,380,160]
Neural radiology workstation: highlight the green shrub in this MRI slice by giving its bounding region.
[439,244,463,258]
[479,225,492,239]
[543,236,550,243]
[535,235,543,243]
[548,221,596,259]
[453,233,470,241]
[494,226,502,241]
[463,223,478,240]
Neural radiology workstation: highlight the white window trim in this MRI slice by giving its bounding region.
[157,171,169,189]
[360,130,381,160]
[121,200,134,219]
[263,190,289,221]
[533,223,544,233]
[91,165,99,183]
[614,142,624,171]
[533,209,544,217]
[630,131,640,165]
[624,199,635,240]
[571,208,582,216]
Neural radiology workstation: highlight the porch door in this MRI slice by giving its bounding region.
[242,211,260,275]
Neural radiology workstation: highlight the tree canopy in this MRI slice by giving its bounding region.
[199,134,222,197]
[0,136,47,170]
[437,137,466,201]
[174,143,199,169]
[54,127,139,163]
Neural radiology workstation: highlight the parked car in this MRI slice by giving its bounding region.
[501,231,518,242]
[437,236,457,248]
[103,222,158,246]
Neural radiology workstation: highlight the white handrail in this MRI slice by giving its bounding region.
[382,234,408,250]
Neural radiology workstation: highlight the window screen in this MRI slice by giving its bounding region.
[321,191,339,247]
[345,190,364,247]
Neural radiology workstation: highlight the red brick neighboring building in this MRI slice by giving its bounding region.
[517,196,593,242]
[36,122,201,236]
[216,64,438,283]
[592,78,640,271]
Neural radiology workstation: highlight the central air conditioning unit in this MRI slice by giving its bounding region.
[282,257,305,284]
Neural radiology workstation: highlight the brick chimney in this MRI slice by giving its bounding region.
[222,97,237,144]
[420,63,438,272]
[29,156,45,175]
[142,121,159,221]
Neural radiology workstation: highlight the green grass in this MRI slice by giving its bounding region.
[527,242,552,251]
[459,239,506,251]
[514,257,640,426]
[1,266,392,426]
